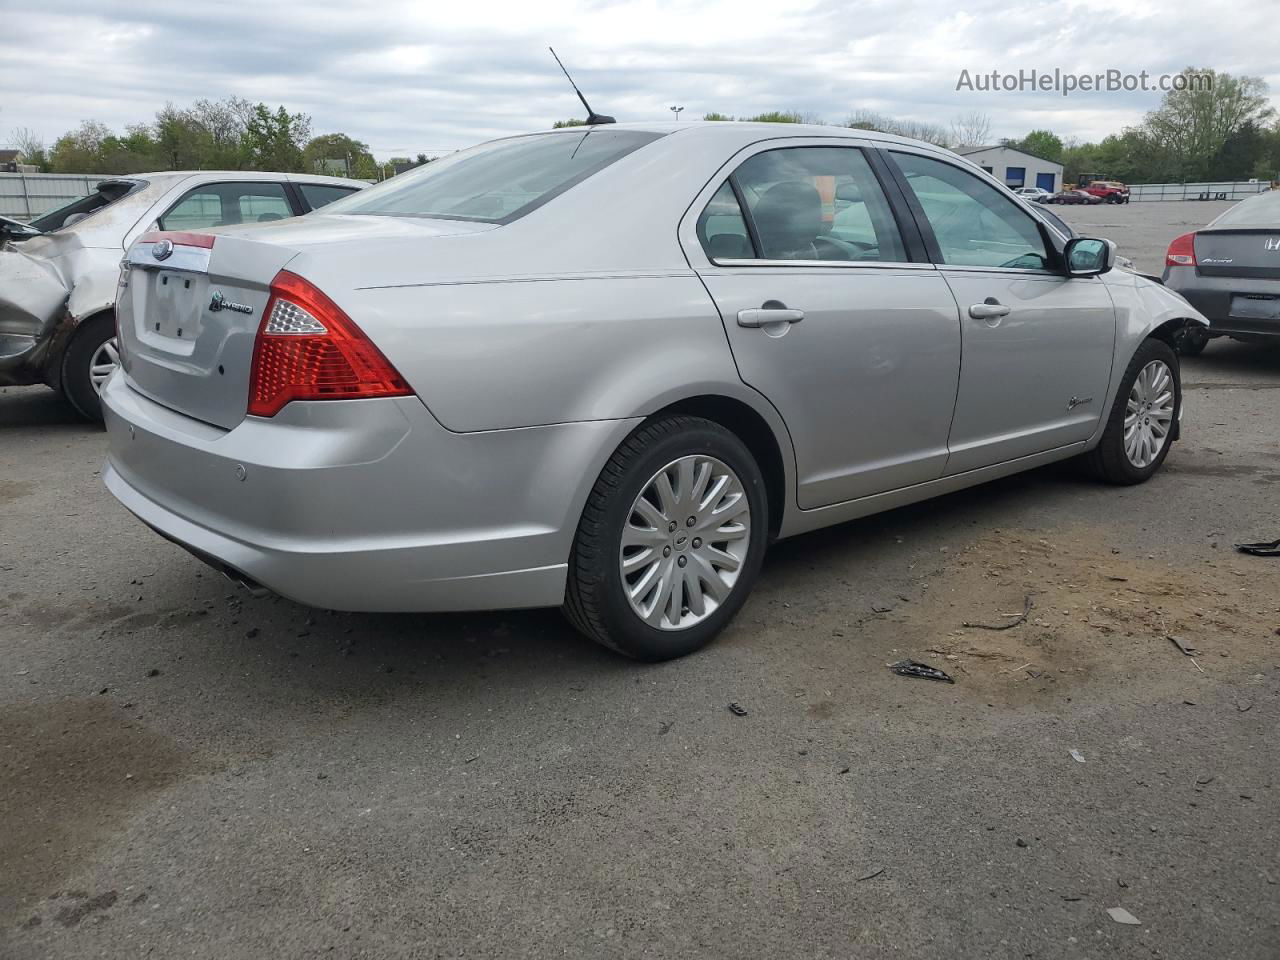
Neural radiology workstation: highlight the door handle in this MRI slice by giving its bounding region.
[968,300,1011,321]
[737,306,805,327]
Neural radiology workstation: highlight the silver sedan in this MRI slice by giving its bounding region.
[102,122,1207,660]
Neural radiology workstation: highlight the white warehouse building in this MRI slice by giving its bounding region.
[955,145,1064,194]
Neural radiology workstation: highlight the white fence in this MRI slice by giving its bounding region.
[1129,180,1272,202]
[0,172,107,220]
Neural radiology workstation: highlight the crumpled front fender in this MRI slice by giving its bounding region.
[0,247,71,386]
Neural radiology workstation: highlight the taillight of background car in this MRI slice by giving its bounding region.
[247,271,413,417]
[1166,232,1197,268]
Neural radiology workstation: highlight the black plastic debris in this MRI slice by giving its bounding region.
[1236,539,1280,557]
[727,702,748,716]
[890,659,955,683]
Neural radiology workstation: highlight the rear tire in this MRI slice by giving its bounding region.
[1085,339,1180,485]
[60,313,117,423]
[563,416,769,661]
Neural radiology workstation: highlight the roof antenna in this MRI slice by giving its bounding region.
[549,47,615,125]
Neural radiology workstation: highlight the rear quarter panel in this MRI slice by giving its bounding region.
[335,274,749,432]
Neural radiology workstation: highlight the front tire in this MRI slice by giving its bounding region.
[564,416,769,661]
[1086,339,1180,484]
[60,313,118,422]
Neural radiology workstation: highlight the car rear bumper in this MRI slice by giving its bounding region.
[102,372,639,612]
[1162,268,1280,338]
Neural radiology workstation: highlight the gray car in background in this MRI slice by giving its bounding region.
[102,122,1206,660]
[0,171,365,419]
[1161,189,1280,354]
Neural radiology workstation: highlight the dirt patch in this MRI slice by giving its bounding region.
[887,529,1278,705]
[0,698,197,923]
[0,480,35,505]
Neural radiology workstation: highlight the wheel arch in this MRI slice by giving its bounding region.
[45,306,116,390]
[641,393,794,539]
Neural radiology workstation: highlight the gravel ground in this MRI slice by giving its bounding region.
[3,201,1278,959]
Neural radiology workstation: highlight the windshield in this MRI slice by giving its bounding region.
[322,130,664,224]
[1209,190,1280,229]
[30,180,143,232]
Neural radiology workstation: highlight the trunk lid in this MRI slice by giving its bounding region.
[119,215,498,428]
[119,232,296,429]
[1194,229,1280,280]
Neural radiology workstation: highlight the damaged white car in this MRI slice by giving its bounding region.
[0,171,365,420]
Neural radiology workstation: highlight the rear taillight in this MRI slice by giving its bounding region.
[247,271,412,418]
[1166,232,1197,267]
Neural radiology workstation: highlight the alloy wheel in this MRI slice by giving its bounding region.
[1124,359,1175,468]
[89,337,120,395]
[619,455,751,630]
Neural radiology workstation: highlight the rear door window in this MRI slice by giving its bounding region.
[298,183,360,211]
[158,182,294,230]
[695,182,752,260]
[707,146,906,263]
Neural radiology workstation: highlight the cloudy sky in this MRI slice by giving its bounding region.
[2,0,1274,159]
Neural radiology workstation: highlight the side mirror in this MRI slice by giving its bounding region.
[0,216,42,242]
[1065,237,1115,277]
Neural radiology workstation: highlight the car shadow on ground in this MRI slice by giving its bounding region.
[100,456,1100,724]
[0,385,97,432]
[1183,339,1280,381]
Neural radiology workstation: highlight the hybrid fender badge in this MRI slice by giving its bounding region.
[1067,396,1093,410]
[152,238,174,261]
[209,291,254,315]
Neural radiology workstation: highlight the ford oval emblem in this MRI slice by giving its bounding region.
[152,238,174,261]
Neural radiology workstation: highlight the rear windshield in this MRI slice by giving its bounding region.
[1209,190,1280,229]
[30,180,143,232]
[321,129,664,224]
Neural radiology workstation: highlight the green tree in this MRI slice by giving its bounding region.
[49,121,114,173]
[1211,120,1269,180]
[1142,68,1273,180]
[1009,129,1064,163]
[243,104,312,172]
[552,118,587,128]
[303,133,376,178]
[744,111,808,123]
[9,127,50,171]
[702,112,733,121]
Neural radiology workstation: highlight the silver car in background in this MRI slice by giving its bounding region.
[0,171,365,419]
[102,122,1206,660]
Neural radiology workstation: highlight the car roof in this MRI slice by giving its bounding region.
[117,171,368,188]
[536,120,947,152]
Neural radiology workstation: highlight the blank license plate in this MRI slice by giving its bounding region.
[1231,295,1280,320]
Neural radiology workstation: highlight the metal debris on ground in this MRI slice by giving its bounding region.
[890,660,955,683]
[1168,635,1197,656]
[1069,749,1086,763]
[963,594,1033,631]
[1235,539,1280,557]
[727,702,748,716]
[1106,907,1141,925]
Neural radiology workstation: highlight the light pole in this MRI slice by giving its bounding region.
[669,105,684,121]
